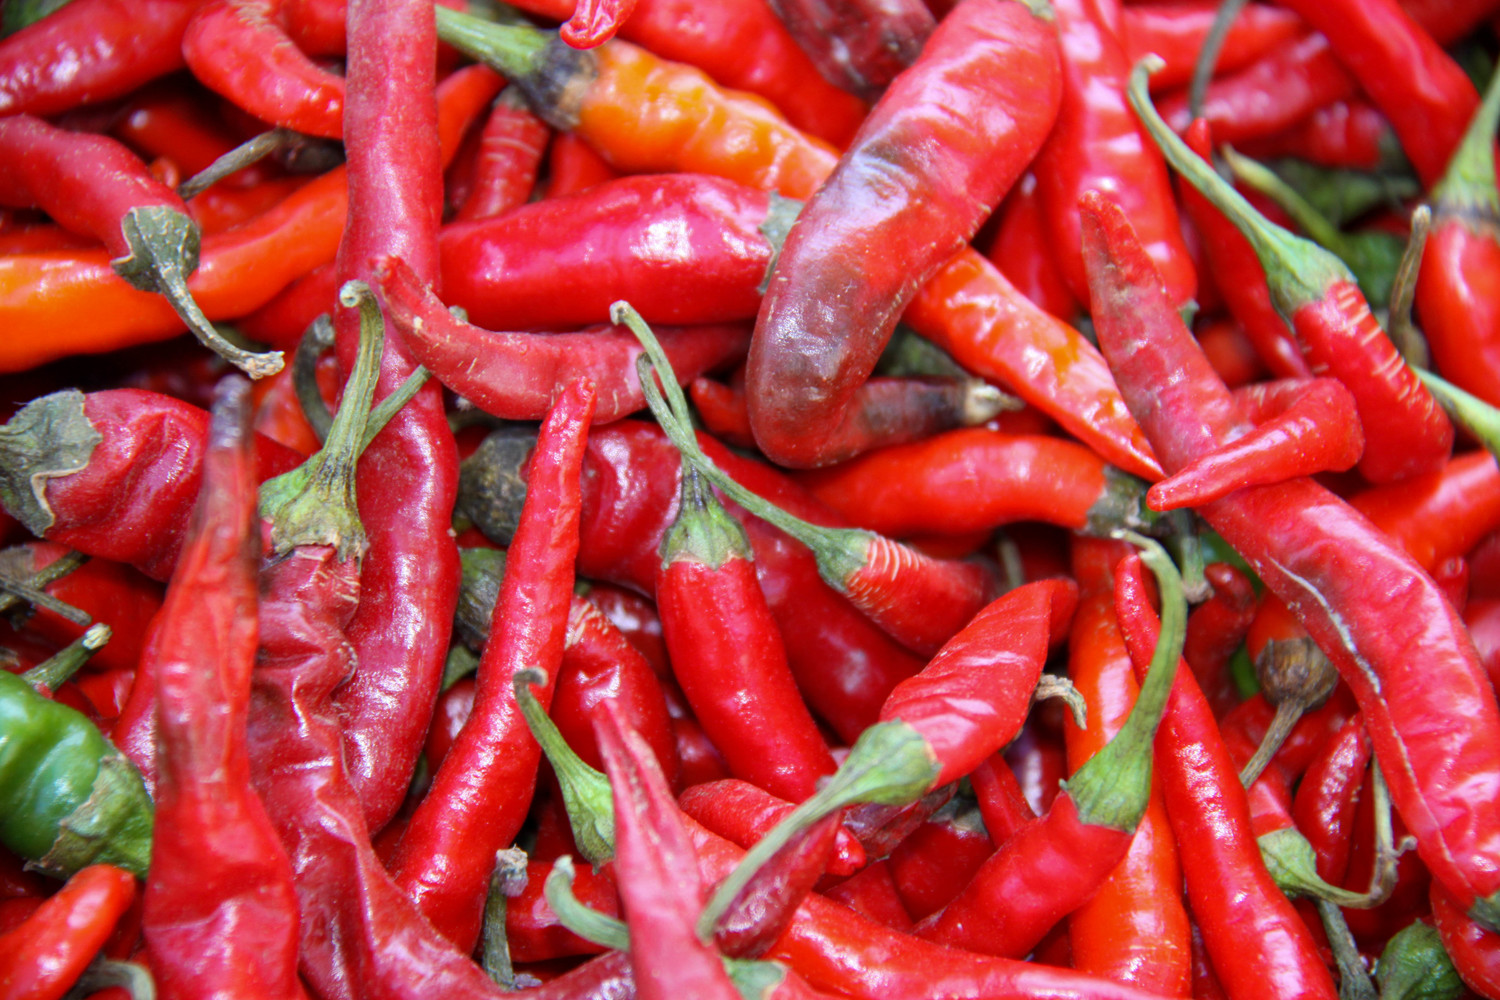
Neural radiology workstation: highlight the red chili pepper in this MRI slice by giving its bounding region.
[558,0,637,48]
[439,172,776,330]
[182,0,346,138]
[1346,450,1500,574]
[1033,0,1195,312]
[140,377,307,1000]
[884,800,994,921]
[794,426,1155,539]
[501,0,867,146]
[111,80,269,184]
[0,0,198,117]
[679,779,866,877]
[985,172,1078,321]
[0,864,136,1000]
[1145,377,1364,511]
[822,860,916,931]
[1118,0,1303,93]
[1236,100,1398,172]
[1082,187,1500,939]
[655,467,837,802]
[542,132,620,198]
[1291,714,1371,888]
[452,89,549,222]
[1431,881,1500,997]
[1417,66,1500,409]
[0,114,281,378]
[1134,73,1453,484]
[1269,0,1476,187]
[763,0,933,101]
[1112,552,1338,1000]
[507,858,616,963]
[1060,535,1191,994]
[967,754,1036,848]
[389,378,595,949]
[374,253,751,424]
[1182,562,1256,718]
[746,0,1060,469]
[0,389,302,584]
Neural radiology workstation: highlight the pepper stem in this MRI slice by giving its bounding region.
[1128,58,1353,315]
[1386,206,1433,368]
[1187,0,1248,118]
[434,6,595,131]
[544,856,631,951]
[618,301,867,585]
[291,313,431,451]
[112,206,284,379]
[1416,368,1500,461]
[1239,638,1339,788]
[695,720,940,942]
[1065,533,1185,831]
[20,622,110,695]
[1317,898,1378,1000]
[660,467,751,570]
[1431,62,1500,215]
[257,281,383,558]
[513,668,616,867]
[0,547,88,618]
[480,847,532,990]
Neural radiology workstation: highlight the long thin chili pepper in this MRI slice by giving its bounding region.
[182,0,347,139]
[389,377,595,950]
[0,0,197,117]
[324,0,463,835]
[1118,0,1302,92]
[911,535,1183,961]
[1061,535,1191,994]
[696,576,1077,940]
[0,864,136,1000]
[452,89,549,222]
[1431,882,1500,997]
[0,114,281,378]
[985,172,1079,321]
[1291,713,1371,888]
[794,426,1155,539]
[1418,64,1500,409]
[655,466,837,802]
[1132,65,1453,484]
[629,303,999,656]
[1081,187,1500,937]
[1033,0,1195,312]
[375,253,750,424]
[745,0,1060,468]
[140,377,306,1000]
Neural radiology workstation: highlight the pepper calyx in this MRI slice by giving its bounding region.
[0,390,101,537]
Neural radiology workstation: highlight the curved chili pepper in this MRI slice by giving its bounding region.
[0,864,136,1000]
[1347,449,1500,575]
[500,0,866,146]
[0,0,197,117]
[764,0,933,101]
[1431,881,1500,997]
[633,312,1000,657]
[1119,0,1302,92]
[389,378,595,950]
[1268,0,1476,187]
[182,0,346,139]
[140,377,307,1000]
[656,468,837,802]
[1417,65,1500,409]
[1112,551,1338,1000]
[1082,187,1500,938]
[1034,0,1195,312]
[1145,377,1364,511]
[375,253,751,424]
[1060,535,1191,994]
[440,172,776,330]
[452,89,549,222]
[324,0,466,836]
[795,426,1155,539]
[746,0,1060,468]
[985,172,1078,321]
[697,578,1077,939]
[0,114,281,378]
[1134,71,1453,484]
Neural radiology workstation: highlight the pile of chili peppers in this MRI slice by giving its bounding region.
[4,0,1500,997]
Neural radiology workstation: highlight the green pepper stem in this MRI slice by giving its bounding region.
[21,623,110,694]
[544,856,631,951]
[257,281,384,558]
[1416,367,1500,460]
[694,720,940,942]
[1187,0,1248,118]
[113,206,283,379]
[291,313,429,451]
[179,128,294,201]
[660,467,752,570]
[1128,59,1352,314]
[513,668,616,867]
[1431,62,1500,214]
[1065,533,1185,831]
[1316,898,1378,1000]
[1387,206,1433,368]
[619,302,866,585]
[480,847,530,989]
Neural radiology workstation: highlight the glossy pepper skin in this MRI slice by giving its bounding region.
[0,864,137,1000]
[745,0,1062,468]
[1081,188,1500,938]
[141,379,308,1000]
